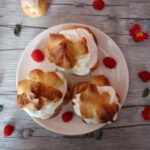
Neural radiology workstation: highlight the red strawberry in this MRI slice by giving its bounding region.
[139,71,150,82]
[93,0,105,10]
[103,57,117,69]
[31,49,45,62]
[62,111,73,122]
[4,124,14,137]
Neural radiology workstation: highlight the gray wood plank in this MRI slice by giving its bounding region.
[0,126,150,150]
[51,0,129,5]
[129,2,150,19]
[0,0,150,28]
[0,25,150,50]
[0,0,128,19]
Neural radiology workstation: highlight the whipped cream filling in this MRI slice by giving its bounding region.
[73,86,120,124]
[24,72,67,119]
[59,28,98,75]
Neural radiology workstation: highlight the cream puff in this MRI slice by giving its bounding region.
[21,0,48,17]
[45,26,99,75]
[16,69,70,119]
[72,75,120,124]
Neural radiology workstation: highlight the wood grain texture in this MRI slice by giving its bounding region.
[0,126,150,150]
[0,0,150,150]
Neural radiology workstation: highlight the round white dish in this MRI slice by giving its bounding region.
[16,23,129,135]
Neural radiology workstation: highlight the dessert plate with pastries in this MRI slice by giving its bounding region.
[16,23,129,135]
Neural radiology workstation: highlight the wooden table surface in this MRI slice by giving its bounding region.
[0,0,150,150]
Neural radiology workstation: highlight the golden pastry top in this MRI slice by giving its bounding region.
[45,33,89,69]
[73,75,120,123]
[45,26,98,69]
[16,69,64,110]
[73,75,110,95]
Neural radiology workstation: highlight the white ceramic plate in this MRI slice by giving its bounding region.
[16,23,129,135]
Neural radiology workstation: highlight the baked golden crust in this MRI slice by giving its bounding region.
[16,69,64,110]
[63,86,73,105]
[73,75,110,96]
[21,0,48,17]
[80,84,119,123]
[73,75,120,123]
[17,80,62,110]
[45,34,76,69]
[91,75,110,86]
[45,33,89,69]
[29,69,64,88]
[46,86,73,119]
[73,81,90,96]
[72,37,89,57]
[45,26,99,72]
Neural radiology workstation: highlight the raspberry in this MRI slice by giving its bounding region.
[142,107,150,121]
[62,111,73,122]
[31,49,45,62]
[93,0,105,10]
[103,57,117,69]
[139,71,150,82]
[4,124,14,137]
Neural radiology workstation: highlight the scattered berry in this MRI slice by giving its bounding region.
[31,49,45,62]
[138,71,150,82]
[62,111,73,122]
[142,107,150,121]
[92,0,105,10]
[4,124,14,137]
[103,57,117,69]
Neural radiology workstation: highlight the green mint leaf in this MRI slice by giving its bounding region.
[142,88,150,97]
[14,24,22,37]
[0,105,3,112]
[95,131,103,140]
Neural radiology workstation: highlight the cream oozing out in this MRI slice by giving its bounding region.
[58,28,98,75]
[72,86,120,124]
[24,72,67,119]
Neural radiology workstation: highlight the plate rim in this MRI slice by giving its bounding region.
[16,23,129,135]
